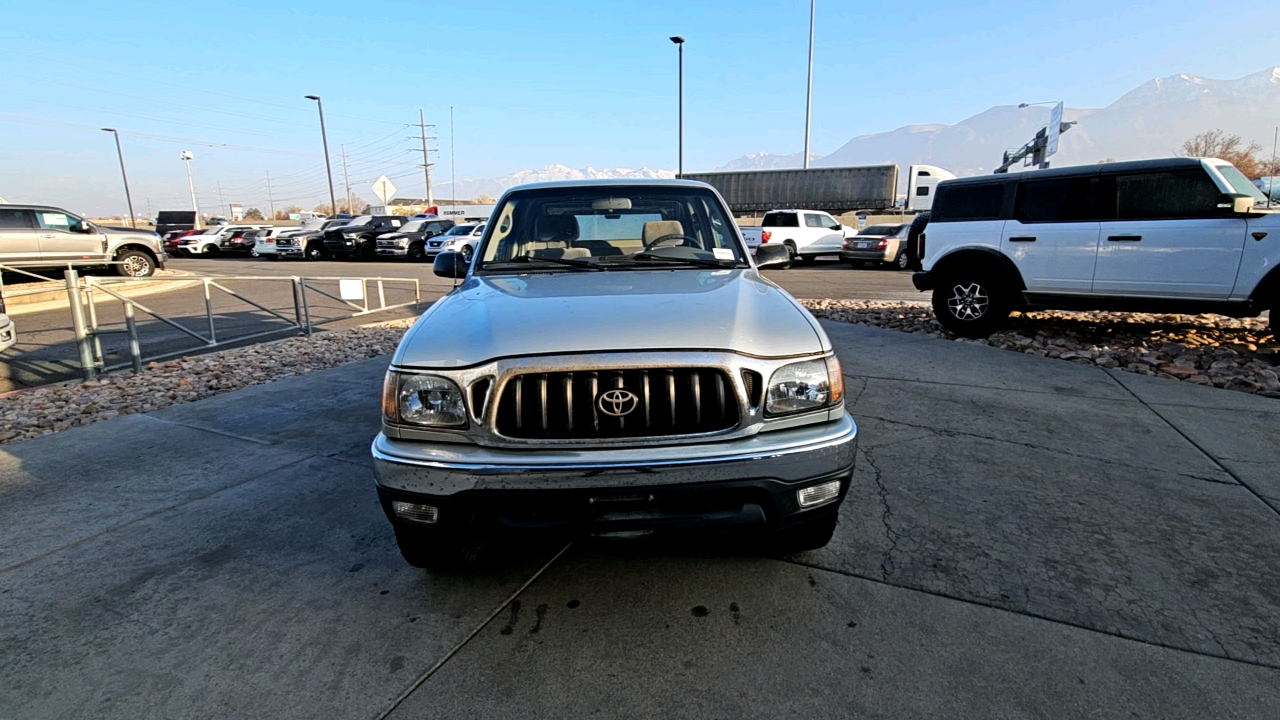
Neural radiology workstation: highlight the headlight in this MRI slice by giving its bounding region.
[396,238,409,247]
[384,373,467,427]
[765,356,844,416]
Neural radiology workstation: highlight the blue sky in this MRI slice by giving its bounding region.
[1,0,1277,216]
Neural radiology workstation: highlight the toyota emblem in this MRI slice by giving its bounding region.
[598,389,639,417]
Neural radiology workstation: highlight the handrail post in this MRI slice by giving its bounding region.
[84,276,104,365]
[290,277,304,331]
[299,279,313,335]
[203,277,217,344]
[376,279,386,310]
[64,269,97,381]
[123,302,143,373]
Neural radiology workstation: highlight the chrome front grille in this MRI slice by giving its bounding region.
[494,368,739,440]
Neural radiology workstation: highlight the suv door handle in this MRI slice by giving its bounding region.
[1107,235,1142,241]
[39,233,56,239]
[1008,236,1036,242]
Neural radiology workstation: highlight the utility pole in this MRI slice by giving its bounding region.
[340,144,352,215]
[101,128,136,227]
[145,197,152,221]
[266,171,276,220]
[217,182,226,217]
[803,0,815,169]
[305,95,338,217]
[450,106,456,205]
[669,36,685,177]
[419,109,435,207]
[180,150,200,230]
[1270,126,1278,208]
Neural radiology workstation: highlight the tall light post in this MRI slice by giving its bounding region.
[179,150,201,230]
[304,95,339,217]
[803,0,815,169]
[101,128,136,227]
[670,36,685,177]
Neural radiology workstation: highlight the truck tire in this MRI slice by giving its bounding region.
[407,243,426,262]
[394,529,480,569]
[460,244,474,263]
[931,269,1013,338]
[782,241,797,269]
[905,212,930,271]
[114,249,156,277]
[305,243,326,261]
[769,512,838,553]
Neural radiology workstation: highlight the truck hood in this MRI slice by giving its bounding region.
[394,269,827,368]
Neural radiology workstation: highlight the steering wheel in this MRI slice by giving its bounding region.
[643,233,701,250]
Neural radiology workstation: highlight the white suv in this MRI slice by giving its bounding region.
[911,158,1278,336]
[739,210,856,264]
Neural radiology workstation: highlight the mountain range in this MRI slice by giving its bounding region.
[715,66,1280,177]
[432,164,676,201]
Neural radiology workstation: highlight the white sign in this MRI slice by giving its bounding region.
[370,175,397,204]
[339,279,365,301]
[1046,101,1064,158]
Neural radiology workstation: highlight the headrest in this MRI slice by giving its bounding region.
[535,214,579,243]
[531,247,591,260]
[642,220,685,244]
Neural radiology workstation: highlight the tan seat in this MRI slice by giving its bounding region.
[532,247,591,260]
[641,220,685,245]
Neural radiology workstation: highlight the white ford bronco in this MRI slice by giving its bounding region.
[371,179,858,568]
[912,158,1279,336]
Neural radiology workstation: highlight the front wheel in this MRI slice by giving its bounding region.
[394,529,481,570]
[305,243,326,261]
[931,271,1012,338]
[202,244,220,257]
[114,249,156,277]
[460,244,474,263]
[407,243,426,262]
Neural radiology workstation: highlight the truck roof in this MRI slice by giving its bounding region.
[504,178,713,193]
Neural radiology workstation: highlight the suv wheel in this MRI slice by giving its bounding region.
[305,243,326,261]
[768,512,838,553]
[460,244,474,263]
[893,250,910,270]
[115,249,156,277]
[202,244,220,257]
[394,529,481,569]
[931,270,1012,338]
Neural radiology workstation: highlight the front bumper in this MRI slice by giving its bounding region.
[376,246,409,257]
[0,315,16,352]
[372,412,857,537]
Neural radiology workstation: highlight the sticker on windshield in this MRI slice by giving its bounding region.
[712,248,734,261]
[41,213,70,227]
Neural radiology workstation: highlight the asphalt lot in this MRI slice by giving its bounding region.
[0,256,918,391]
[2,320,1277,718]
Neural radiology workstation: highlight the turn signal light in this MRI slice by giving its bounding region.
[797,480,841,508]
[392,501,439,524]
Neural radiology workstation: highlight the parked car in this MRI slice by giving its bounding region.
[738,210,857,265]
[371,178,857,568]
[0,284,15,352]
[0,204,165,277]
[276,218,353,260]
[247,228,297,259]
[424,222,483,261]
[162,228,201,254]
[177,224,268,256]
[912,157,1279,336]
[219,229,260,256]
[322,215,407,259]
[840,223,911,269]
[375,218,456,261]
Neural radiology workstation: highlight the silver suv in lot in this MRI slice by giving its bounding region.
[912,157,1279,336]
[0,205,165,276]
[372,179,858,568]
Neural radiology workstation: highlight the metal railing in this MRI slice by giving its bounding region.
[60,269,420,380]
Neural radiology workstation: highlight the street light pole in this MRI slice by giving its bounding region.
[670,36,685,177]
[305,95,339,217]
[180,150,200,230]
[803,0,815,169]
[101,128,136,227]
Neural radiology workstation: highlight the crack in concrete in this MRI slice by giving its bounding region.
[860,446,898,580]
[857,413,1238,487]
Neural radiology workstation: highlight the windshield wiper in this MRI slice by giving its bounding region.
[499,255,604,271]
[627,251,740,269]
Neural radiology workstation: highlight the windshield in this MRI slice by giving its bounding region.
[1214,164,1269,205]
[344,215,373,227]
[443,224,475,236]
[399,220,424,233]
[321,219,349,230]
[477,185,747,273]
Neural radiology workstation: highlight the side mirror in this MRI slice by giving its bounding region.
[81,222,96,234]
[754,244,791,269]
[433,250,469,279]
[1218,193,1255,215]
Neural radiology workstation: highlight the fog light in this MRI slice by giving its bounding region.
[797,480,841,508]
[392,501,439,524]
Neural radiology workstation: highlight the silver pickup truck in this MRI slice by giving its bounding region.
[0,205,165,276]
[371,179,858,568]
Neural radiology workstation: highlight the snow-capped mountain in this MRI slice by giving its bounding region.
[727,66,1280,178]
[433,164,676,200]
[714,152,824,171]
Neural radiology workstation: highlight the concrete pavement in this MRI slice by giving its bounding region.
[2,320,1277,718]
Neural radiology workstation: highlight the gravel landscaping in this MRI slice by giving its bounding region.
[802,299,1280,397]
[0,320,415,445]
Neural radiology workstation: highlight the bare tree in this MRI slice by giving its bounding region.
[243,208,264,220]
[1179,130,1265,178]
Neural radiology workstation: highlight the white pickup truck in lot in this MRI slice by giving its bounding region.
[913,157,1280,336]
[739,210,857,265]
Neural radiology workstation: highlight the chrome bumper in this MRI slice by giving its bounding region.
[372,413,857,496]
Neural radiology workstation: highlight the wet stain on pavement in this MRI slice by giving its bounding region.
[729,602,741,624]
[389,656,405,673]
[566,599,580,609]
[691,605,709,617]
[500,600,522,635]
[530,603,548,634]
